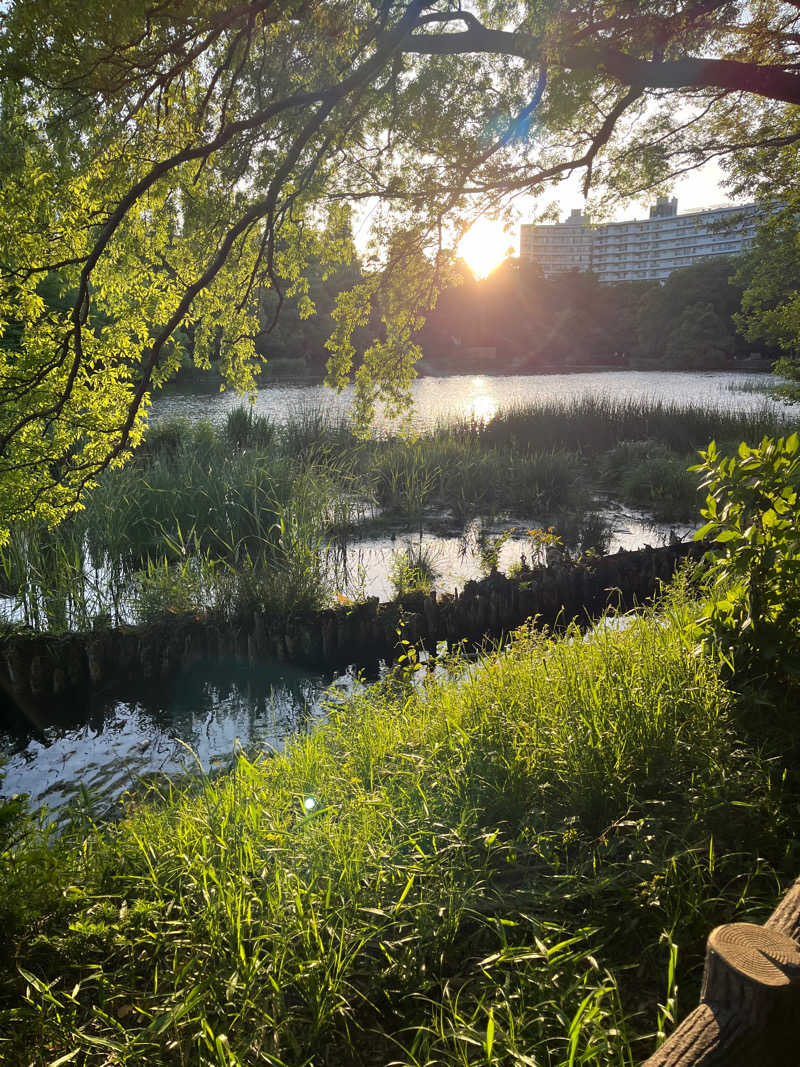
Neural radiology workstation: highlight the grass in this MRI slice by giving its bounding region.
[598,442,701,521]
[2,579,799,1065]
[470,395,793,455]
[388,541,441,596]
[0,414,352,630]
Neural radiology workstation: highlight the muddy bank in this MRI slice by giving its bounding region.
[1,541,703,719]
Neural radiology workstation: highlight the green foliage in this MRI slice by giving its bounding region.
[2,0,799,534]
[601,441,701,521]
[2,593,798,1063]
[0,417,347,629]
[421,261,656,368]
[131,554,215,625]
[477,525,518,574]
[222,406,276,451]
[636,259,744,368]
[389,541,440,596]
[772,356,800,404]
[663,302,735,368]
[735,203,800,357]
[690,434,800,681]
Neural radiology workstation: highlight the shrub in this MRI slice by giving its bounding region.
[690,433,800,682]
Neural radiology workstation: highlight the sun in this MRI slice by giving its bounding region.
[458,218,514,278]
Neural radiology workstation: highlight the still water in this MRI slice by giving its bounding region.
[1,659,361,814]
[0,371,781,813]
[153,370,780,429]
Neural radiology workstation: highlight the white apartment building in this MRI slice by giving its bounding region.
[519,198,761,283]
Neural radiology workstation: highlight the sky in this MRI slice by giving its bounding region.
[541,158,737,223]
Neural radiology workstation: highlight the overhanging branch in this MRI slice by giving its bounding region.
[401,21,800,106]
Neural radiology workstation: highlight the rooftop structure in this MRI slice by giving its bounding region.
[520,198,761,283]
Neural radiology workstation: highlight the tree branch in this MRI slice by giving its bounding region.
[401,22,800,105]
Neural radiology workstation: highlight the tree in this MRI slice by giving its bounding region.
[636,257,745,366]
[735,204,800,356]
[2,0,800,540]
[664,301,735,367]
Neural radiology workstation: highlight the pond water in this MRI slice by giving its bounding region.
[153,369,781,430]
[331,507,695,602]
[0,658,360,814]
[0,370,781,814]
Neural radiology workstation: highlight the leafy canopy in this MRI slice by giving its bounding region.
[2,0,800,539]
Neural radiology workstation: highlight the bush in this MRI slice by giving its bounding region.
[690,433,800,682]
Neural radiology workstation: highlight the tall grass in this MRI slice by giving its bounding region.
[469,395,794,455]
[2,584,797,1064]
[0,415,352,629]
[598,441,701,521]
[368,437,582,520]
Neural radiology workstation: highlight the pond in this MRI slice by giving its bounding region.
[0,370,783,814]
[1,658,360,814]
[330,507,695,602]
[153,369,781,430]
[152,369,769,601]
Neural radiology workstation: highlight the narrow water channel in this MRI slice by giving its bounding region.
[0,657,360,815]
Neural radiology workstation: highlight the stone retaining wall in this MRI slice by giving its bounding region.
[0,541,704,716]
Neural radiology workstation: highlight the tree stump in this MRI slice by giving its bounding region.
[644,911,800,1066]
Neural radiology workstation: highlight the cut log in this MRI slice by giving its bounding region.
[644,900,800,1066]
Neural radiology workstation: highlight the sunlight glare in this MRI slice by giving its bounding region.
[458,218,513,278]
[467,378,497,425]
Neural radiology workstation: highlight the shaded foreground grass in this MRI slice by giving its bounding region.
[2,582,799,1065]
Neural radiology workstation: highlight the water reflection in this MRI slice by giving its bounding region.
[152,371,781,432]
[329,508,695,602]
[467,378,497,425]
[0,658,358,813]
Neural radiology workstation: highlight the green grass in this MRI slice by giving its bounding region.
[597,441,701,521]
[469,395,794,455]
[2,580,798,1065]
[0,415,353,630]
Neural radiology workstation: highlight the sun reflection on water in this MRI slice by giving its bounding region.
[466,378,497,425]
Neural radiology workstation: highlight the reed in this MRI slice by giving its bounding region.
[467,394,795,455]
[3,397,796,633]
[0,417,349,629]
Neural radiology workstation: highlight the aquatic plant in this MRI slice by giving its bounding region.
[389,541,441,596]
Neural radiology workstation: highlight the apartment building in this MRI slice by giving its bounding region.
[519,198,761,283]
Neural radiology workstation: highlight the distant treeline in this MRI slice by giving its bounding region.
[418,256,770,372]
[5,249,777,387]
[239,252,775,380]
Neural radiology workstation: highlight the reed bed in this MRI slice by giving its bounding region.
[0,415,352,630]
[460,394,795,455]
[2,584,798,1064]
[2,397,796,633]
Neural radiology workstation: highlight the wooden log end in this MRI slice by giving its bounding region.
[703,922,800,999]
